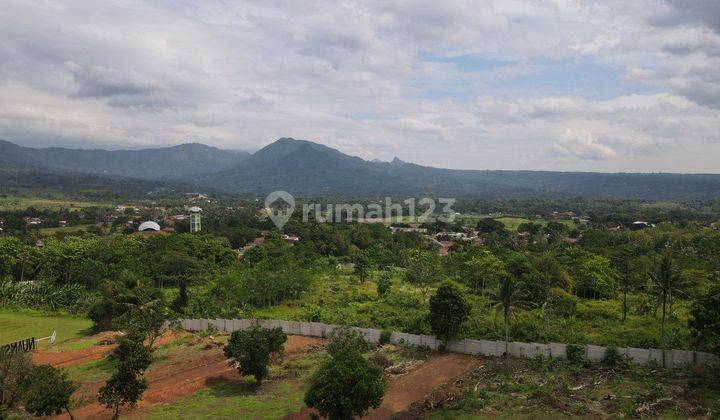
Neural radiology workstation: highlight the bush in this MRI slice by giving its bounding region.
[603,346,631,368]
[223,325,287,385]
[548,287,577,317]
[379,330,392,345]
[305,339,386,419]
[566,344,585,365]
[376,272,392,297]
[327,327,373,355]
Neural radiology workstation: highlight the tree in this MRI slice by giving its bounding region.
[464,250,506,295]
[223,326,287,385]
[304,336,385,419]
[171,279,189,312]
[490,275,528,355]
[403,250,440,299]
[649,252,690,367]
[376,271,392,297]
[23,365,77,419]
[428,281,471,349]
[98,330,152,419]
[688,283,720,354]
[476,218,505,234]
[353,252,372,284]
[0,351,31,412]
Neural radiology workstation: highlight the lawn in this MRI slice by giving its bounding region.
[0,309,92,347]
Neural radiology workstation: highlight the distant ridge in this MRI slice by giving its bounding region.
[2,138,720,200]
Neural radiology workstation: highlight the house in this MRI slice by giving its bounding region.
[281,234,300,244]
[630,221,655,230]
[25,217,42,226]
[58,220,67,227]
[390,226,428,234]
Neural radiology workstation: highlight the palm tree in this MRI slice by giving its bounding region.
[649,252,689,367]
[490,275,527,355]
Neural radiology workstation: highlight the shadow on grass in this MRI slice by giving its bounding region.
[204,376,262,398]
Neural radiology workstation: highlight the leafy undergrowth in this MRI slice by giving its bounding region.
[420,357,720,419]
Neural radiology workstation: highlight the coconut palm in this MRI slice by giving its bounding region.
[649,252,690,367]
[490,275,528,355]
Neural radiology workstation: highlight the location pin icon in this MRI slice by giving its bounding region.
[265,191,295,230]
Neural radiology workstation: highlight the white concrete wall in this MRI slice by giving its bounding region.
[171,318,716,366]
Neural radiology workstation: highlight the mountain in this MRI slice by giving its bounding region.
[0,140,248,179]
[195,138,720,200]
[3,138,720,200]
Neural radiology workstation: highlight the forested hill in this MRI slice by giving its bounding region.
[3,138,720,201]
[0,140,248,180]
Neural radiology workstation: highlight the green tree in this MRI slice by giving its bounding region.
[23,365,77,419]
[649,252,690,367]
[98,330,152,419]
[464,249,506,295]
[223,326,287,385]
[376,271,392,297]
[353,252,372,284]
[403,250,440,299]
[490,275,528,355]
[304,338,385,419]
[688,283,720,354]
[428,281,471,349]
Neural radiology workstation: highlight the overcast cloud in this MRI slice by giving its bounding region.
[1,0,719,172]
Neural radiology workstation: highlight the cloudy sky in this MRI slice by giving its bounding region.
[1,0,719,172]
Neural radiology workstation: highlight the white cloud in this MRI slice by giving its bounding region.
[551,129,616,160]
[0,0,718,172]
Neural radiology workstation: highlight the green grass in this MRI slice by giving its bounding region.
[0,309,92,347]
[145,353,321,419]
[0,196,108,211]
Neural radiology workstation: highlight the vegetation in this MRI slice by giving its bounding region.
[223,326,287,385]
[305,330,386,419]
[23,364,77,419]
[428,281,471,349]
[98,329,153,419]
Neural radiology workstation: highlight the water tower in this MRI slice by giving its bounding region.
[188,206,202,233]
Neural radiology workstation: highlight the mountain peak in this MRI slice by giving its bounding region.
[391,157,405,165]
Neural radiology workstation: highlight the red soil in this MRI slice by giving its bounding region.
[51,334,325,419]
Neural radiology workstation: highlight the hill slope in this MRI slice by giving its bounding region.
[0,140,248,179]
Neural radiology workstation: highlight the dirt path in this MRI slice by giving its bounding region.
[366,352,480,419]
[55,335,324,419]
[34,332,181,369]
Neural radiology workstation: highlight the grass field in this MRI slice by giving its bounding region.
[0,196,108,211]
[0,309,92,347]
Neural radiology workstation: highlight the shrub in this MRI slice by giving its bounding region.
[566,344,585,365]
[223,325,287,385]
[327,327,372,355]
[376,272,392,297]
[603,346,631,368]
[379,330,392,345]
[548,287,577,317]
[305,340,386,419]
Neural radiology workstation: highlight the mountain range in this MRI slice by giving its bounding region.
[2,138,720,201]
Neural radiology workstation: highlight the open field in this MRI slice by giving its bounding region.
[0,196,108,211]
[0,309,92,347]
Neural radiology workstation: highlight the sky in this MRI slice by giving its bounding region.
[1,0,719,173]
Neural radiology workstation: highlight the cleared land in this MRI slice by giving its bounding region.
[0,309,92,346]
